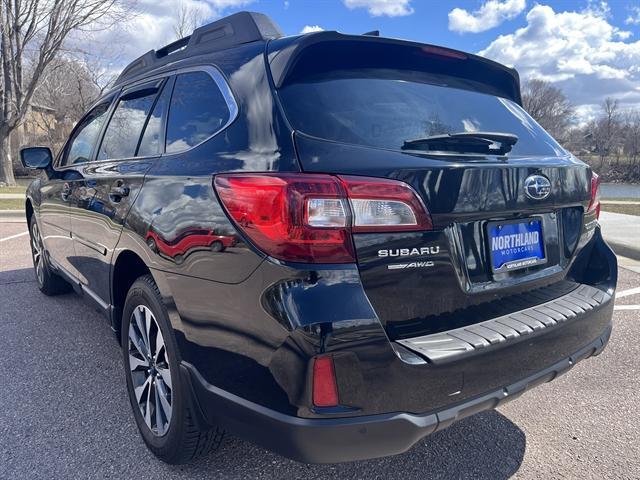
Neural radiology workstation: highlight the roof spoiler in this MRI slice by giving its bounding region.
[114,11,283,87]
[268,31,522,105]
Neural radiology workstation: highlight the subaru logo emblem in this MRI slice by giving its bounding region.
[524,175,551,200]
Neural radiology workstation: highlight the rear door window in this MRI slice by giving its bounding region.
[97,83,162,161]
[165,71,230,153]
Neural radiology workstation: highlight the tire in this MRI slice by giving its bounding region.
[29,216,72,296]
[210,240,224,252]
[122,274,224,464]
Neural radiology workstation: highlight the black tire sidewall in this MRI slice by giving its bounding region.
[121,276,186,457]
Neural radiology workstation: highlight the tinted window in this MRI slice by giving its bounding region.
[280,69,566,157]
[98,89,158,160]
[138,80,172,157]
[62,102,111,166]
[166,71,230,153]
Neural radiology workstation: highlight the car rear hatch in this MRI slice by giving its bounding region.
[268,33,597,338]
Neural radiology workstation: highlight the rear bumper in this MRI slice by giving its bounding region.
[182,323,611,464]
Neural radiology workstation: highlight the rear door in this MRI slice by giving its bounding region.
[40,99,113,279]
[275,39,594,336]
[68,77,172,303]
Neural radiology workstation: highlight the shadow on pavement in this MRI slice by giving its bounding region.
[1,265,526,480]
[174,402,526,480]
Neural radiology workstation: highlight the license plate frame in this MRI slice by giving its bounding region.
[487,217,547,273]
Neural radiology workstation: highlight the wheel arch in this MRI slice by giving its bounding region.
[25,198,34,225]
[111,249,153,342]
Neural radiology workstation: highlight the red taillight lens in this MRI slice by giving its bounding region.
[587,172,601,219]
[312,356,338,407]
[214,173,354,263]
[214,173,431,263]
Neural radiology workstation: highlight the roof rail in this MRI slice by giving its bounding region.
[114,11,283,87]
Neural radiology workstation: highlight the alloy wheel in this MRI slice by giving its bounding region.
[30,221,45,286]
[128,305,173,436]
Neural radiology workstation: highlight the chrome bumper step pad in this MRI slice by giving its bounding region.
[397,284,611,364]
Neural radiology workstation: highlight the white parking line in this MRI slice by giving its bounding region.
[614,305,640,311]
[0,231,28,243]
[616,287,640,299]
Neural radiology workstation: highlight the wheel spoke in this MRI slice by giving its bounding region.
[128,323,148,358]
[129,354,149,371]
[154,384,164,434]
[144,308,153,355]
[134,376,151,403]
[144,384,152,430]
[156,379,172,425]
[133,308,150,355]
[155,331,165,361]
[157,367,171,390]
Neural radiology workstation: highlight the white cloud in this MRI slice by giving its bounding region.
[626,6,640,25]
[479,4,640,118]
[85,0,255,68]
[300,25,324,34]
[343,0,413,17]
[448,0,526,33]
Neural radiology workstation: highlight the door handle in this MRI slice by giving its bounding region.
[109,183,130,201]
[61,182,71,200]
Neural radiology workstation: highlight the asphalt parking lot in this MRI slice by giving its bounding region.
[1,221,639,480]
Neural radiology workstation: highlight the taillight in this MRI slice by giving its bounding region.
[587,172,601,219]
[312,356,338,407]
[214,173,431,263]
[340,175,432,232]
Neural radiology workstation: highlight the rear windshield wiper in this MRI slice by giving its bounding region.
[402,131,519,155]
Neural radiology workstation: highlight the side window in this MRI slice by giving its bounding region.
[166,71,231,153]
[97,87,159,160]
[61,101,111,166]
[137,79,173,157]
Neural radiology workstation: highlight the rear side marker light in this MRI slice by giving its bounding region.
[214,173,432,264]
[312,356,339,407]
[587,172,601,219]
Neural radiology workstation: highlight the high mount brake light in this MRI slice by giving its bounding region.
[214,173,432,263]
[587,172,601,219]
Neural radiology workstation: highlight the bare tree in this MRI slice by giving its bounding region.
[521,79,574,144]
[173,1,208,40]
[590,97,621,165]
[29,56,111,151]
[623,110,640,165]
[0,0,129,186]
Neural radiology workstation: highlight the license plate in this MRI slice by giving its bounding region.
[488,219,546,272]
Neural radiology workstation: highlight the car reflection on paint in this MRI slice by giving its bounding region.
[146,228,238,260]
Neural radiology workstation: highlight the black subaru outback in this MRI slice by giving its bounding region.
[21,11,616,464]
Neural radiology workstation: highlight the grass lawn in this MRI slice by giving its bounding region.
[0,185,27,194]
[0,178,31,194]
[600,204,640,216]
[0,199,25,210]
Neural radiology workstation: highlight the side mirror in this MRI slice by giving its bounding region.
[20,147,53,170]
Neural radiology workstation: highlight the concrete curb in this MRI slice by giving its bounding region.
[606,240,640,262]
[0,210,26,223]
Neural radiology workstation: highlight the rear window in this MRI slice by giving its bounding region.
[279,66,566,158]
[165,71,230,153]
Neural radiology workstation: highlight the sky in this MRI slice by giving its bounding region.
[90,0,640,123]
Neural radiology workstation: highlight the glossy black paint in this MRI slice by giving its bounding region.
[24,21,617,463]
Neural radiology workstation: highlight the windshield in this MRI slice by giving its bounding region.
[279,69,566,157]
